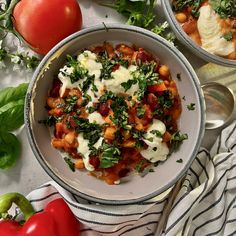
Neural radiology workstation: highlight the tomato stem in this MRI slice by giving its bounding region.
[0,0,19,20]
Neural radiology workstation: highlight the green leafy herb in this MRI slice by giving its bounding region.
[99,91,116,103]
[223,31,233,41]
[64,157,75,172]
[121,79,137,92]
[110,95,131,129]
[135,159,145,172]
[209,0,236,18]
[176,158,183,163]
[187,103,195,110]
[170,132,188,153]
[151,21,176,43]
[99,143,121,168]
[173,0,204,18]
[0,132,21,170]
[65,55,88,83]
[0,40,40,70]
[177,73,182,81]
[150,129,162,137]
[64,95,77,113]
[136,106,145,118]
[75,118,102,145]
[135,61,159,100]
[0,83,28,169]
[158,90,174,109]
[100,0,156,28]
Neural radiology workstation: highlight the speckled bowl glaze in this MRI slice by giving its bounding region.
[25,24,205,205]
[161,0,236,67]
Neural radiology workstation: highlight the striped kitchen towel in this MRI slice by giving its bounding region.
[25,121,236,236]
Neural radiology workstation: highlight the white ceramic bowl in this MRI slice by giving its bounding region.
[161,0,236,67]
[25,24,205,205]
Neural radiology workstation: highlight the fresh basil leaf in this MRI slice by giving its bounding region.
[0,99,25,132]
[0,83,28,108]
[0,132,21,169]
[99,143,121,168]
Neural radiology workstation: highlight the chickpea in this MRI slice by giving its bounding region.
[159,65,170,77]
[175,12,187,23]
[227,51,236,60]
[75,159,85,169]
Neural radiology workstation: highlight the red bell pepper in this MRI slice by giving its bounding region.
[0,192,80,236]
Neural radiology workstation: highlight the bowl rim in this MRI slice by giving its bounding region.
[161,0,236,68]
[25,23,205,205]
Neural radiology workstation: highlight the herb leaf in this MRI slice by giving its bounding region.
[0,132,21,170]
[99,143,121,168]
[64,157,75,172]
[209,0,236,18]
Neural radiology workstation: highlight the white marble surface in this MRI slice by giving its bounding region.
[0,0,233,196]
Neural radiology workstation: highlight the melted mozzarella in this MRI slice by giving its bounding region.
[141,120,169,162]
[77,51,103,80]
[197,5,234,56]
[76,134,94,171]
[94,137,104,149]
[58,66,81,97]
[87,111,105,125]
[104,65,139,96]
[141,143,169,162]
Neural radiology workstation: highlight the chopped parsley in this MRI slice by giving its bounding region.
[135,159,145,173]
[110,96,131,129]
[99,143,121,168]
[177,73,182,81]
[158,90,174,109]
[187,103,195,110]
[136,106,145,118]
[223,31,233,41]
[209,0,236,18]
[135,61,159,100]
[75,118,102,145]
[64,95,78,113]
[173,0,204,18]
[121,79,137,91]
[170,132,188,153]
[65,55,88,83]
[150,129,163,138]
[176,158,183,163]
[64,157,75,172]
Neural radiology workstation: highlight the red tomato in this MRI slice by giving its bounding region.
[13,0,82,55]
[148,82,167,93]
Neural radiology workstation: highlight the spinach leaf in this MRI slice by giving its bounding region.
[0,83,28,108]
[0,99,25,132]
[0,132,21,169]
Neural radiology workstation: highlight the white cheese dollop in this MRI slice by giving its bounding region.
[77,50,104,106]
[104,65,139,96]
[76,134,94,171]
[87,111,105,125]
[58,66,81,97]
[141,120,169,162]
[197,5,234,56]
[77,51,103,81]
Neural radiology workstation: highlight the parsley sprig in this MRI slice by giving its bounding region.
[173,0,204,18]
[209,0,236,18]
[99,143,121,168]
[0,40,39,70]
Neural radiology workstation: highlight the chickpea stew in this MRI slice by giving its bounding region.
[173,0,236,59]
[45,42,186,185]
